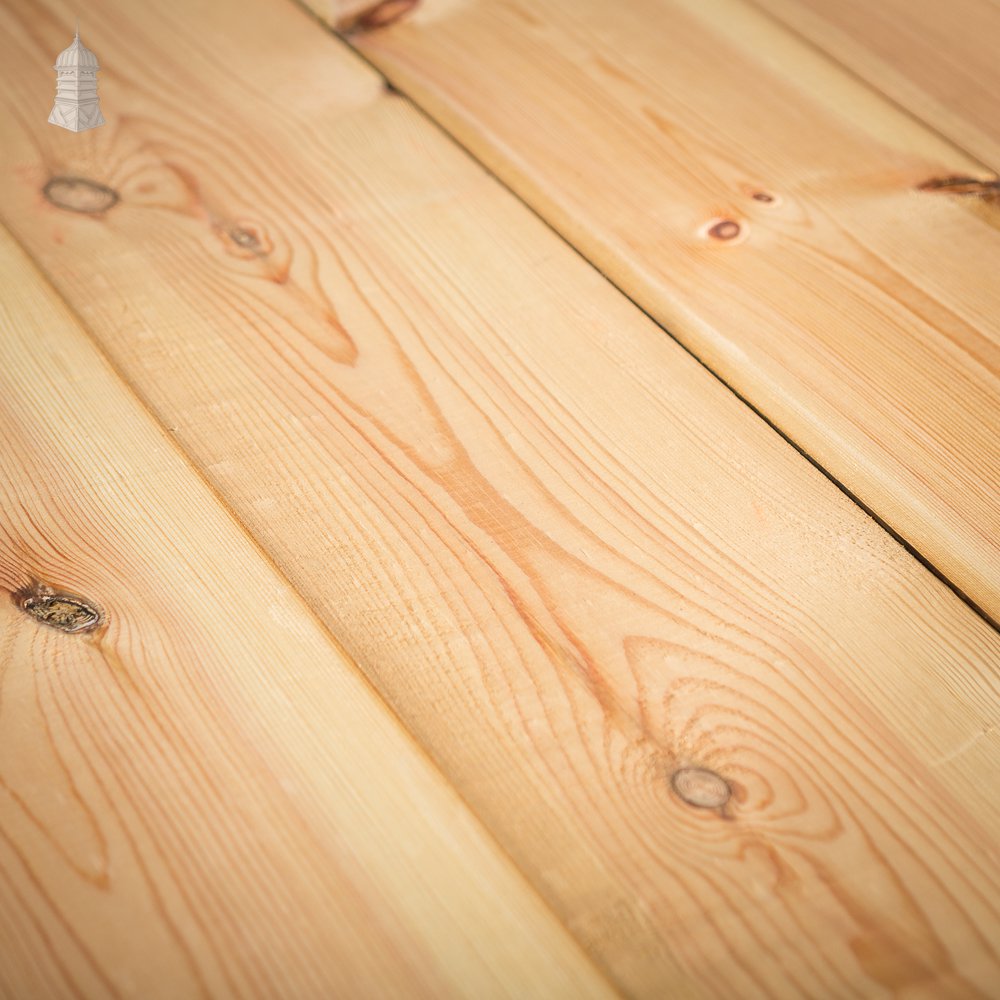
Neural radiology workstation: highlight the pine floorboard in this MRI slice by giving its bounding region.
[1,0,998,996]
[0,226,610,999]
[750,0,1000,170]
[321,0,1000,622]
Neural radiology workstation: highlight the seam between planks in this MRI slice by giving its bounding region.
[0,218,626,1000]
[738,0,999,173]
[294,0,1000,637]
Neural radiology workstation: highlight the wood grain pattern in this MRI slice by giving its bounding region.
[0,227,611,999]
[322,0,1000,622]
[750,0,1000,170]
[1,0,1000,995]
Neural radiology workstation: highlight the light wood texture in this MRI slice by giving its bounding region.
[0,227,611,999]
[2,0,1000,996]
[750,0,1000,169]
[323,0,1000,621]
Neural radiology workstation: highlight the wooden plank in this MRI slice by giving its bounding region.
[0,227,611,999]
[750,0,1000,170]
[2,0,1000,995]
[319,0,1000,622]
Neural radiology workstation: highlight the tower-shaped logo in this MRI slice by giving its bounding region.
[48,29,105,132]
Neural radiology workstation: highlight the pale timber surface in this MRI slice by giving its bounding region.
[750,0,1000,170]
[0,0,998,997]
[317,0,1000,621]
[0,226,612,998]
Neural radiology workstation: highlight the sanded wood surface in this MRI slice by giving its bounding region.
[751,0,1000,169]
[0,227,611,999]
[322,0,1000,622]
[1,0,999,996]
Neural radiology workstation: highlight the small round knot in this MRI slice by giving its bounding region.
[220,221,272,259]
[751,191,775,203]
[707,219,741,241]
[230,227,260,249]
[43,177,119,214]
[671,767,731,809]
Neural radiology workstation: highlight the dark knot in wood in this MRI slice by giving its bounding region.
[707,219,741,241]
[18,590,101,633]
[230,226,262,250]
[917,175,1000,202]
[340,0,419,33]
[671,766,731,809]
[43,177,120,215]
